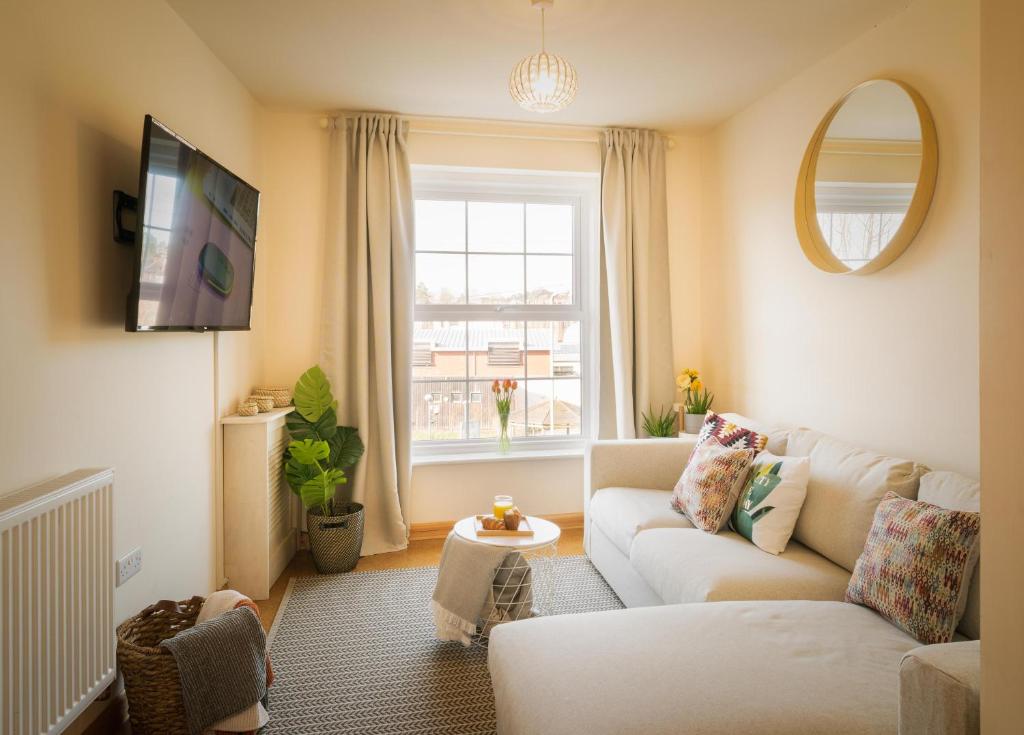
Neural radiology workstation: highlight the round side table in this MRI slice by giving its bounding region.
[453,515,561,644]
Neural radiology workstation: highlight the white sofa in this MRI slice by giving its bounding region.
[488,415,981,735]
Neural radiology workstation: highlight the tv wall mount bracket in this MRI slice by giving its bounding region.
[113,190,138,245]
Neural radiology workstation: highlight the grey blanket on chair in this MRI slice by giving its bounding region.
[160,606,268,735]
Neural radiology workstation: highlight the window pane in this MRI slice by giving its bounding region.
[412,321,466,441]
[146,173,180,230]
[816,211,905,269]
[524,379,582,436]
[468,202,523,253]
[468,379,526,439]
[416,253,466,304]
[526,203,572,253]
[468,254,524,304]
[412,381,467,441]
[415,200,465,252]
[468,321,526,379]
[526,255,573,305]
[527,321,581,378]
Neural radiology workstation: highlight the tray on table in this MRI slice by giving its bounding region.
[474,514,535,537]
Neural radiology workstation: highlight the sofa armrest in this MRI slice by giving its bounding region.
[899,640,980,735]
[585,437,697,501]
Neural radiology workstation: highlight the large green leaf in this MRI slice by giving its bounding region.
[300,476,331,511]
[284,453,317,494]
[329,426,365,470]
[286,406,338,441]
[293,365,336,423]
[298,469,347,512]
[288,438,330,465]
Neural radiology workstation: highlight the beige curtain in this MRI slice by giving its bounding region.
[599,128,676,438]
[320,113,412,555]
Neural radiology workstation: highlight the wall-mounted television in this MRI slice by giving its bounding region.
[125,115,259,332]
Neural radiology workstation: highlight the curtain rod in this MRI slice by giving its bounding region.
[317,116,676,148]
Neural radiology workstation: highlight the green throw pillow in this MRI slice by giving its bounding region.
[731,451,810,554]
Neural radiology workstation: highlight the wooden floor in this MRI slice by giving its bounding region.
[85,528,584,735]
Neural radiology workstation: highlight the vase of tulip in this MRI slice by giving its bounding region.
[677,368,714,434]
[492,378,517,453]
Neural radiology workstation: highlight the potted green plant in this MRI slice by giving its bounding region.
[641,405,679,438]
[677,368,714,434]
[284,365,365,573]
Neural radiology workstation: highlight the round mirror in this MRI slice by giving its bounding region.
[795,79,937,275]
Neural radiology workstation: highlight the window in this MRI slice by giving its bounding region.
[411,172,594,452]
[814,182,913,268]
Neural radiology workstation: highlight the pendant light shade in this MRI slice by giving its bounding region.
[509,1,578,113]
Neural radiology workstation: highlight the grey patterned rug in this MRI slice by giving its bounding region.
[264,555,622,734]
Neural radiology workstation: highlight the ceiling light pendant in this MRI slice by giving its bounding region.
[509,0,578,113]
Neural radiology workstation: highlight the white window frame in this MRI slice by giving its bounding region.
[411,165,600,459]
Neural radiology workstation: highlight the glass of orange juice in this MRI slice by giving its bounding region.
[493,495,513,519]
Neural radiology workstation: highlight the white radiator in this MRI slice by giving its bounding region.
[0,469,115,735]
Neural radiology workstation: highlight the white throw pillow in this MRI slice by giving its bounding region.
[730,451,810,555]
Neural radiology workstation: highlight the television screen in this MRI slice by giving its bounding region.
[126,116,259,331]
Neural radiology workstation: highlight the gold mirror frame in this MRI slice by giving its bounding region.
[794,79,938,275]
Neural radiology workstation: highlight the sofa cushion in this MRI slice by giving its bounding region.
[695,411,768,453]
[731,450,811,554]
[787,428,928,572]
[489,600,919,735]
[589,487,693,556]
[718,412,791,455]
[913,471,981,640]
[629,527,850,603]
[846,492,980,645]
[919,471,980,513]
[670,437,754,532]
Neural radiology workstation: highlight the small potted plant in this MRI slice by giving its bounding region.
[284,365,365,573]
[677,368,714,434]
[642,406,679,438]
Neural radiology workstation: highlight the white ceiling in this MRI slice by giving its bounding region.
[827,80,921,141]
[168,0,909,131]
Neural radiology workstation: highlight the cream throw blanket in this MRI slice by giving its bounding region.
[432,532,533,646]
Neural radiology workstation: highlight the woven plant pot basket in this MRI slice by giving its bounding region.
[116,596,205,735]
[307,502,364,573]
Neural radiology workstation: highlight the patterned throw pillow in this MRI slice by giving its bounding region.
[730,451,810,555]
[695,411,768,453]
[671,437,755,533]
[846,492,981,644]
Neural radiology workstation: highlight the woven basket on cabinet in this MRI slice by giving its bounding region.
[116,596,204,735]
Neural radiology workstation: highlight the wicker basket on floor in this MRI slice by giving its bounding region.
[116,596,205,735]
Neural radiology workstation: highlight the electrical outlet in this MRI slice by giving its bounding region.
[116,547,143,587]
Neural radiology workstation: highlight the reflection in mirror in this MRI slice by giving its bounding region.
[813,80,922,269]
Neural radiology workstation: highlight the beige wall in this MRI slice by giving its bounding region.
[407,119,601,173]
[979,0,1024,729]
[409,456,583,524]
[665,135,704,381]
[259,111,328,387]
[697,0,979,475]
[0,0,263,623]
[816,142,922,184]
